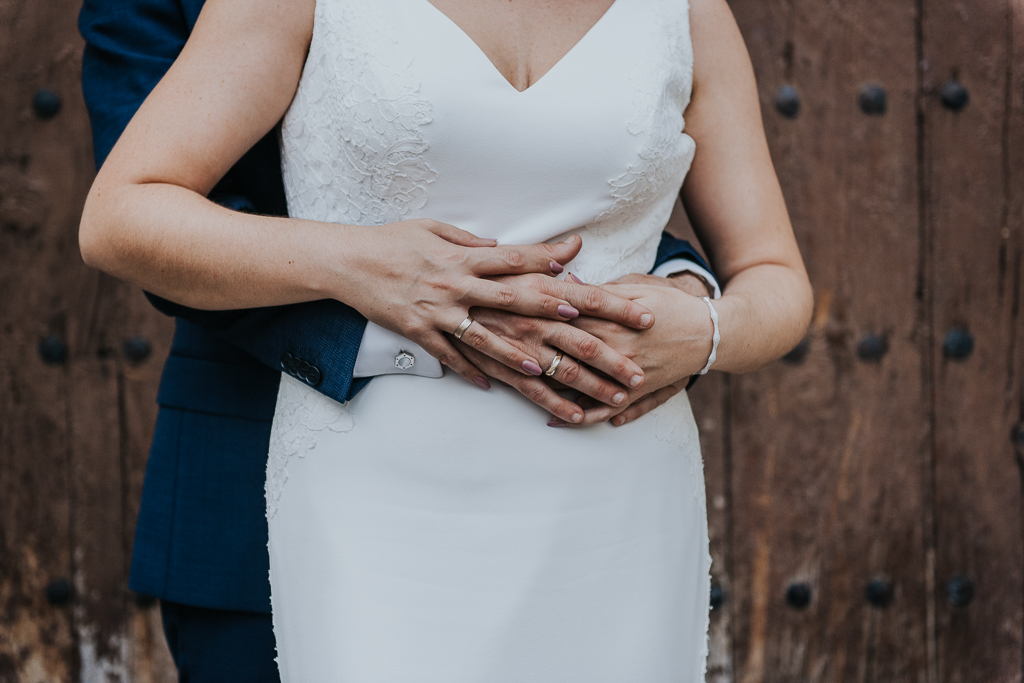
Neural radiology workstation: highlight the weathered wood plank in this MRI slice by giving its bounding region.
[923,0,1024,679]
[0,0,96,679]
[67,356,129,682]
[690,373,734,683]
[725,0,929,679]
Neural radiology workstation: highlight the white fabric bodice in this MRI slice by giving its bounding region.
[280,0,696,284]
[268,3,711,680]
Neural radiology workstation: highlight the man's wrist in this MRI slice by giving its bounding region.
[666,271,716,298]
[651,259,721,298]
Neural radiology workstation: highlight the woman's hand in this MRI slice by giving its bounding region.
[337,226,605,387]
[447,271,657,423]
[561,276,715,427]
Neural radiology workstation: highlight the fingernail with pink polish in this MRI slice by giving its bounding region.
[568,272,586,285]
[557,304,579,318]
[612,392,626,405]
[629,374,643,387]
[522,360,543,376]
[474,377,491,390]
[549,261,564,274]
[547,420,567,428]
[639,313,653,328]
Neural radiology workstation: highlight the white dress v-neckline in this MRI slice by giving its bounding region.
[270,0,709,679]
[414,0,626,94]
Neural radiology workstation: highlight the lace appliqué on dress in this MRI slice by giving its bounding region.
[570,0,696,285]
[266,375,355,521]
[280,0,437,227]
[271,0,438,516]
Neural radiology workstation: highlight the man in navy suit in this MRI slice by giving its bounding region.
[78,1,720,679]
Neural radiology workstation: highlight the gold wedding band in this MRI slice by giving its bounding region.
[454,316,475,339]
[543,351,564,377]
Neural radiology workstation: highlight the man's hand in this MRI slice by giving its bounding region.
[553,271,715,427]
[449,272,658,424]
[454,270,716,427]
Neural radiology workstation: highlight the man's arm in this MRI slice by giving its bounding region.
[80,0,371,401]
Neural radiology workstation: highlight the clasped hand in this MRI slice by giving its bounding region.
[341,220,654,402]
[344,220,712,427]
[456,275,715,427]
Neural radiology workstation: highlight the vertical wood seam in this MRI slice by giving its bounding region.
[723,374,735,679]
[1006,3,1024,680]
[61,362,82,680]
[913,0,939,679]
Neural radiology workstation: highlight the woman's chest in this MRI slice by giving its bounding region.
[281,0,695,245]
[422,0,617,93]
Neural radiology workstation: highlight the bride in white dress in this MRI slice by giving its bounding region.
[80,0,813,679]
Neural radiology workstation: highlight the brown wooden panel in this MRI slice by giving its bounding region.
[725,0,929,679]
[1,0,92,679]
[0,0,176,679]
[68,356,129,680]
[691,373,733,682]
[924,0,1024,679]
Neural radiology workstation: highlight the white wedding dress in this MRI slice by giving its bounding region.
[266,0,711,679]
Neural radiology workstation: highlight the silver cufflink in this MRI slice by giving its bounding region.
[394,351,415,370]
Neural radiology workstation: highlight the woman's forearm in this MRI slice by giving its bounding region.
[709,262,813,374]
[80,182,353,310]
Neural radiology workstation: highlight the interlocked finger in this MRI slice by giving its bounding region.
[545,323,645,389]
[417,331,489,387]
[552,280,654,330]
[455,342,585,424]
[450,313,546,377]
[539,348,631,408]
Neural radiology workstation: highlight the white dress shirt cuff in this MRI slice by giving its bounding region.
[353,259,720,379]
[352,322,444,379]
[650,259,721,299]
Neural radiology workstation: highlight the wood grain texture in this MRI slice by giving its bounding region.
[0,0,177,679]
[923,0,1024,680]
[724,0,930,679]
[1,0,1022,680]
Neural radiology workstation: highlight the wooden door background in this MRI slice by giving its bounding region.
[1,0,1021,680]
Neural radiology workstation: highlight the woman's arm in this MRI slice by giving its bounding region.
[78,0,654,392]
[561,0,813,426]
[678,0,813,372]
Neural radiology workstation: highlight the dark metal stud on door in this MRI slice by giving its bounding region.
[942,328,974,360]
[947,576,974,606]
[782,337,810,364]
[785,582,812,609]
[710,583,725,610]
[775,85,801,119]
[856,333,888,362]
[858,84,887,115]
[45,578,73,605]
[865,579,894,607]
[940,81,969,111]
[32,88,61,119]
[122,336,152,364]
[38,335,67,365]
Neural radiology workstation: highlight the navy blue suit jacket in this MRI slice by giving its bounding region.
[79,0,716,613]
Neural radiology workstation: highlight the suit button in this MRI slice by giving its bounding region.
[304,365,322,387]
[280,352,298,374]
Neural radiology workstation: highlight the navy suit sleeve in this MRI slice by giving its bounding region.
[651,231,714,275]
[79,0,369,403]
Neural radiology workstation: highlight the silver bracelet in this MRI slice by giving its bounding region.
[698,296,720,375]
